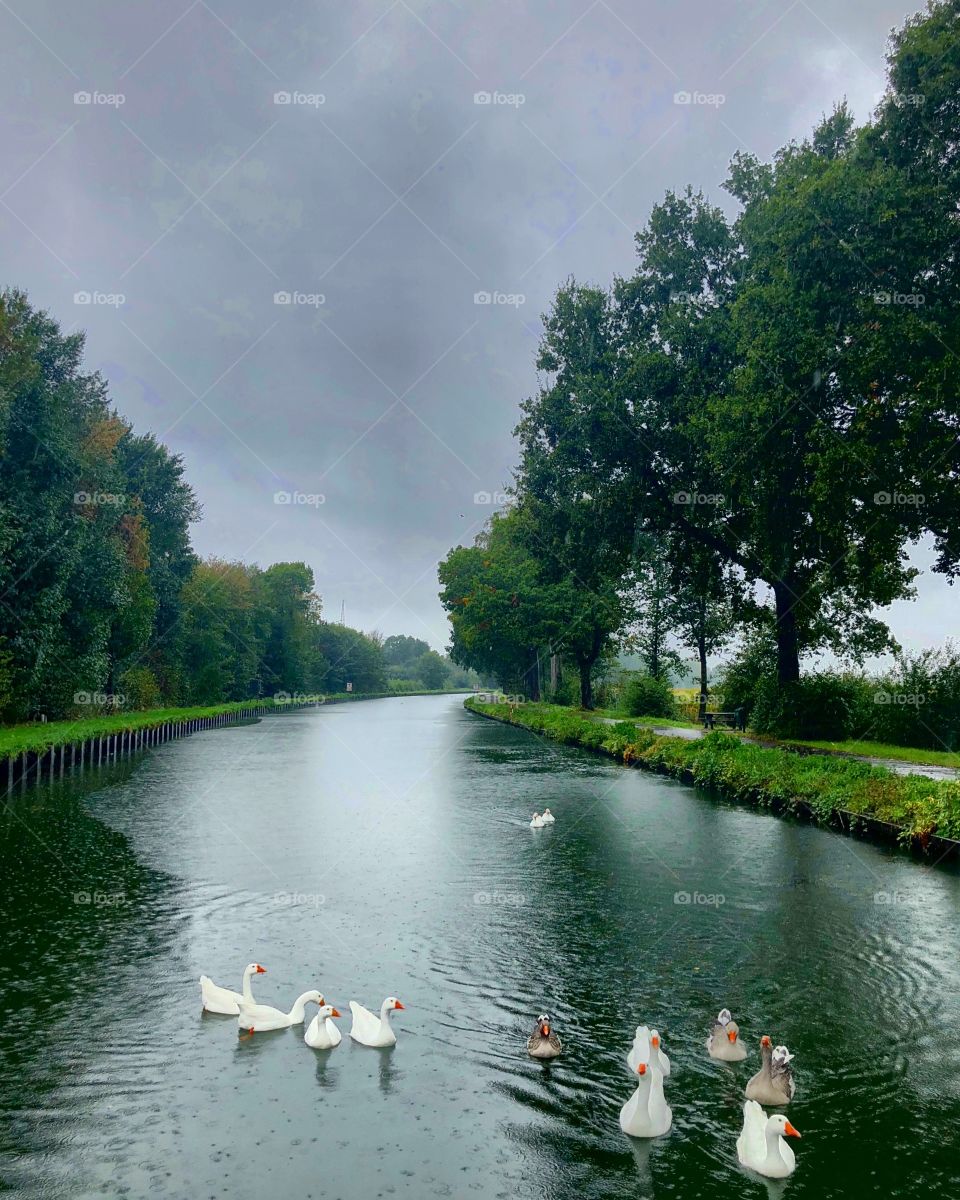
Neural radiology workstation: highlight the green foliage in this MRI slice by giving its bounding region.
[117,667,161,711]
[622,673,676,718]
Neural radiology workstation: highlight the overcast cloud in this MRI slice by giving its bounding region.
[1,0,951,656]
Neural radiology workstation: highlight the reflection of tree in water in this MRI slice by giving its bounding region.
[0,763,180,1192]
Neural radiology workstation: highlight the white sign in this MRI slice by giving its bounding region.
[346,682,353,692]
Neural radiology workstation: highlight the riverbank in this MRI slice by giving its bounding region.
[465,698,960,853]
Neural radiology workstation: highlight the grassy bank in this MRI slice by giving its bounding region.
[0,699,293,758]
[774,736,960,770]
[465,699,960,846]
[0,689,471,759]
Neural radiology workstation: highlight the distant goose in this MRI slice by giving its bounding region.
[349,997,404,1047]
[530,812,545,828]
[706,1007,747,1061]
[540,808,555,823]
[746,1037,796,1105]
[527,1014,562,1059]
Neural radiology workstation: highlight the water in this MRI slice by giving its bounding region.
[1,695,958,1199]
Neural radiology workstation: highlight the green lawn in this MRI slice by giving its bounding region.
[579,705,700,730]
[776,737,960,770]
[0,700,281,759]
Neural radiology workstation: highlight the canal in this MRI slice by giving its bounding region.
[1,694,958,1198]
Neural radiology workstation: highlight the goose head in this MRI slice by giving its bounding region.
[767,1114,801,1140]
[535,1013,552,1037]
[383,996,405,1014]
[315,1003,342,1020]
[726,1020,741,1045]
[245,963,267,976]
[650,1029,662,1050]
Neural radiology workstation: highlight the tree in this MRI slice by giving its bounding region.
[383,635,431,668]
[438,510,554,699]
[416,650,447,689]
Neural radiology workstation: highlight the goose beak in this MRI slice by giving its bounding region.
[394,1001,405,1010]
[727,1030,737,1042]
[255,965,266,974]
[636,1063,647,1075]
[651,1036,659,1048]
[541,1024,550,1036]
[761,1035,771,1046]
[783,1122,801,1139]
[330,1008,342,1018]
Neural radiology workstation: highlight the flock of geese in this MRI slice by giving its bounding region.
[528,1007,801,1179]
[200,968,799,1177]
[199,963,404,1048]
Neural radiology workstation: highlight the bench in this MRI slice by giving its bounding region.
[701,711,746,732]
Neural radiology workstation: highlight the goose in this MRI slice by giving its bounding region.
[619,1062,672,1138]
[541,808,555,823]
[527,1014,562,1059]
[304,1002,343,1049]
[238,988,324,1033]
[349,997,405,1047]
[706,1007,747,1061]
[530,813,545,828]
[746,1036,796,1105]
[627,1026,671,1076]
[199,962,265,1015]
[736,1100,801,1178]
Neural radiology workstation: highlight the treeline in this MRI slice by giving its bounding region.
[440,1,960,744]
[0,291,470,722]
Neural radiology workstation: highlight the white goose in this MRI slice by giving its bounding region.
[627,1026,671,1076]
[541,808,555,823]
[529,813,545,829]
[199,962,265,1015]
[619,1061,672,1138]
[349,996,405,1047]
[304,1002,343,1049]
[238,988,324,1033]
[736,1100,801,1178]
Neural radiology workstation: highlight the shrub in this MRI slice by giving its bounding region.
[622,674,675,718]
[750,672,859,740]
[117,667,161,711]
[715,632,778,723]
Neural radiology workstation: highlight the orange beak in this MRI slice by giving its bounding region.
[394,1001,405,1010]
[651,1036,660,1048]
[783,1122,801,1139]
[636,1063,647,1075]
[330,1008,342,1018]
[541,1024,550,1036]
[255,965,266,974]
[761,1035,771,1046]
[728,1029,737,1042]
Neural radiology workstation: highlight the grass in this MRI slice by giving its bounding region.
[774,737,960,770]
[581,705,700,730]
[465,697,960,846]
[0,689,470,758]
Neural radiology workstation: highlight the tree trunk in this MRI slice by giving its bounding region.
[772,580,801,684]
[697,634,708,722]
[578,658,593,710]
[525,651,541,701]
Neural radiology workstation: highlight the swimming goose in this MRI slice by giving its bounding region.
[304,1002,343,1049]
[199,962,265,1015]
[349,997,405,1047]
[238,989,323,1033]
[736,1100,801,1178]
[627,1025,669,1075]
[619,1062,672,1138]
[706,1008,747,1061]
[541,808,555,823]
[745,1036,796,1104]
[529,813,545,828]
[527,1014,562,1059]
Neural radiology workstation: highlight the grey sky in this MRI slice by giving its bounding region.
[2,0,950,656]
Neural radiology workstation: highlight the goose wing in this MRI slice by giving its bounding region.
[736,1100,767,1167]
[349,1000,380,1041]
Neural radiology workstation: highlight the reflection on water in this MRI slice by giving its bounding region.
[1,696,958,1199]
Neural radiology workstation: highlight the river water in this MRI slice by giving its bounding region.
[2,695,958,1199]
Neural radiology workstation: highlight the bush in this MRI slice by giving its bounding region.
[117,667,161,711]
[715,632,778,723]
[751,672,859,740]
[622,674,675,718]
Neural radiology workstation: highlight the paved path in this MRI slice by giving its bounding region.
[593,716,960,782]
